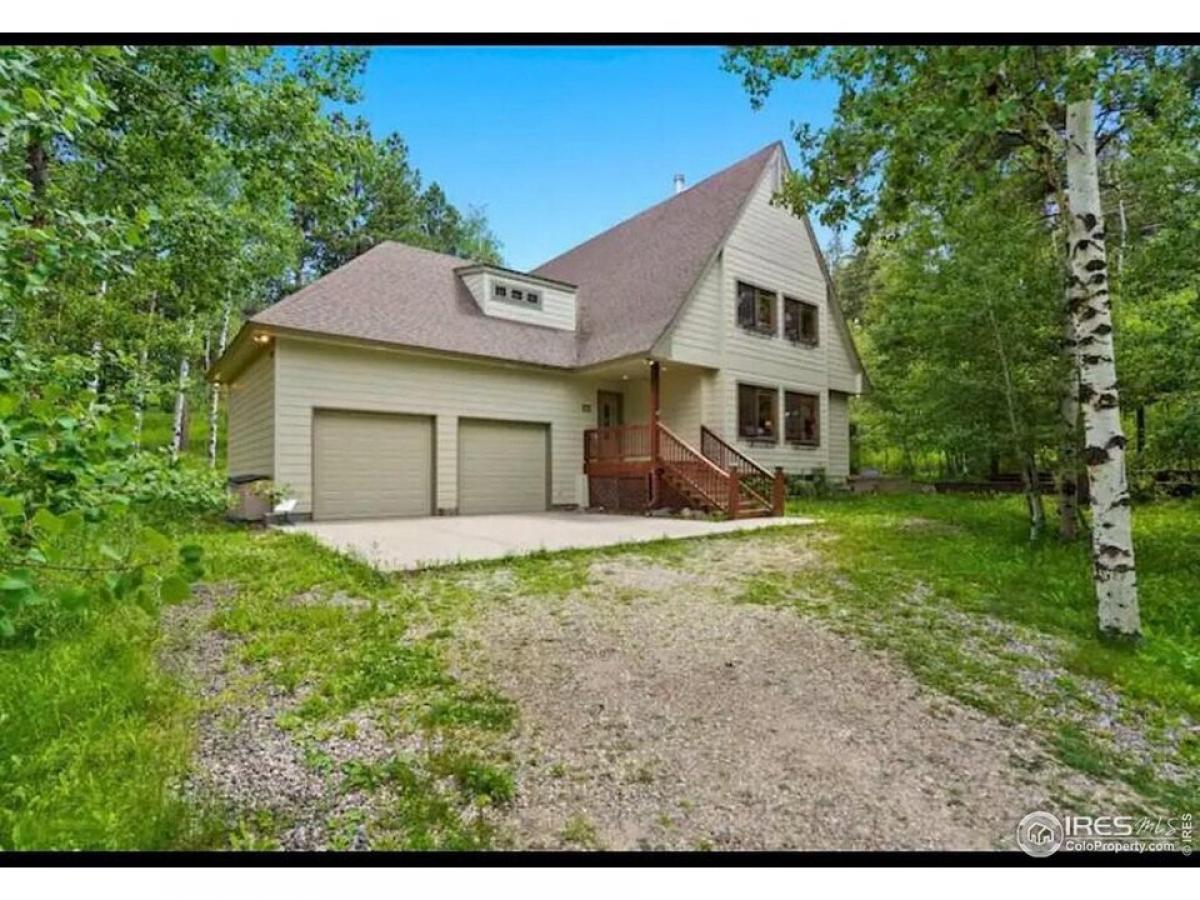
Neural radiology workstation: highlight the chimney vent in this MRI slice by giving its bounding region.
[673,173,685,195]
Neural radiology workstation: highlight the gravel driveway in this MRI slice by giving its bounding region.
[448,539,1134,851]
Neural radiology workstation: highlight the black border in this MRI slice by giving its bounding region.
[3,31,1196,867]
[3,849,1195,865]
[2,33,1199,46]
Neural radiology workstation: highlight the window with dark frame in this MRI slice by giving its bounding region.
[736,281,777,334]
[493,284,507,298]
[525,290,540,305]
[784,297,819,345]
[785,391,820,445]
[737,383,779,442]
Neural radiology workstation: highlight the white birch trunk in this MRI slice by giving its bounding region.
[208,305,230,467]
[87,339,102,393]
[171,321,193,459]
[132,294,156,448]
[86,281,106,396]
[1065,71,1140,638]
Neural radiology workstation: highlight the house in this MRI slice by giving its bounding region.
[208,143,867,522]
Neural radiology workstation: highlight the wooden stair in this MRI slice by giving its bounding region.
[656,424,783,519]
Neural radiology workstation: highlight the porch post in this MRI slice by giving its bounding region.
[772,466,786,517]
[649,360,661,508]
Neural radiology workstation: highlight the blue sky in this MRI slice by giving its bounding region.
[349,46,840,271]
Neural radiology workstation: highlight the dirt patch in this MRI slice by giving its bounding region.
[289,588,375,612]
[159,584,428,849]
[450,536,1138,851]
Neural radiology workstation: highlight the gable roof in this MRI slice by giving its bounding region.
[221,143,803,376]
[249,242,580,368]
[533,143,779,366]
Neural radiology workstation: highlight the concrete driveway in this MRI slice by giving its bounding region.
[287,511,813,571]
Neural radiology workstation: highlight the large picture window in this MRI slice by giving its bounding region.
[738,383,778,442]
[785,391,820,445]
[784,297,819,345]
[736,281,777,335]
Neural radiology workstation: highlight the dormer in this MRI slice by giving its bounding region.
[456,263,577,332]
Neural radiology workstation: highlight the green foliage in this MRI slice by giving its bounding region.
[727,44,1200,477]
[0,558,198,849]
[0,338,220,640]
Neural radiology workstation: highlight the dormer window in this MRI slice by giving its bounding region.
[457,264,573,330]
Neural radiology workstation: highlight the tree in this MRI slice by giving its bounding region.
[1064,56,1139,637]
[724,44,1200,638]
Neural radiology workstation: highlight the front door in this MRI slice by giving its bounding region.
[596,390,624,459]
[597,391,624,428]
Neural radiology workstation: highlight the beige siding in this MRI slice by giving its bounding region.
[482,272,577,331]
[312,411,433,519]
[664,256,723,366]
[827,391,851,479]
[659,367,708,446]
[460,271,486,311]
[658,147,859,478]
[274,337,594,515]
[227,349,274,477]
[458,419,548,514]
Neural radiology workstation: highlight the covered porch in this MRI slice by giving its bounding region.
[581,359,785,519]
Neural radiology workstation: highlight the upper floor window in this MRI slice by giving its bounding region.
[493,281,542,308]
[784,297,819,345]
[738,383,778,443]
[736,281,777,335]
[785,391,819,445]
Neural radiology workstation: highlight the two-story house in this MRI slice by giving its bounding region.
[208,143,867,521]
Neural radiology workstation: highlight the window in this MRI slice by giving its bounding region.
[785,391,819,445]
[738,383,778,442]
[493,280,544,310]
[784,297,819,345]
[736,281,777,334]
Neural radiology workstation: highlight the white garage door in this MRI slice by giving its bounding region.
[312,410,433,520]
[458,419,549,515]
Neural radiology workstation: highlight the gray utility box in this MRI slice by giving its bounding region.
[227,473,271,522]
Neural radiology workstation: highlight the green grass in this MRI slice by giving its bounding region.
[0,601,202,849]
[768,492,1200,812]
[3,491,1195,848]
[140,403,226,466]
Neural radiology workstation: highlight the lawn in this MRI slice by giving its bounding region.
[1,492,1196,849]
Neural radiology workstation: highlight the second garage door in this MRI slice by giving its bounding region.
[458,419,549,515]
[312,410,433,520]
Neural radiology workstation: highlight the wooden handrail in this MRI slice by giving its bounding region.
[584,423,652,463]
[699,425,773,510]
[700,425,772,480]
[657,423,733,511]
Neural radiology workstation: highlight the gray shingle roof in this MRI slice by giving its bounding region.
[248,143,779,369]
[535,143,778,366]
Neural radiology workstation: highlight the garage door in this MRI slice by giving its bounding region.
[458,419,548,515]
[313,410,433,520]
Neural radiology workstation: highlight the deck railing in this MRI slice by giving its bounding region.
[583,423,652,464]
[700,425,777,513]
[584,422,783,517]
[658,423,732,511]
